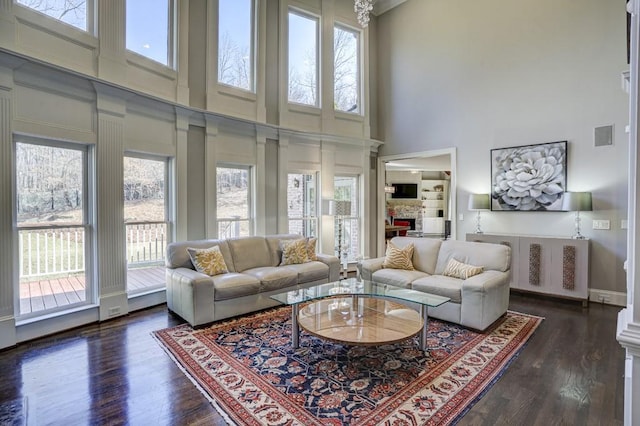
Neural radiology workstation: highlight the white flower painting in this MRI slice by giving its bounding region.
[491,141,567,211]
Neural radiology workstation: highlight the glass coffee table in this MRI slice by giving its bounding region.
[270,278,450,350]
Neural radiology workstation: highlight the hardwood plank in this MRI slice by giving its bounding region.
[0,292,624,425]
[28,281,45,312]
[49,278,72,307]
[19,282,32,314]
[40,280,58,310]
[59,277,82,304]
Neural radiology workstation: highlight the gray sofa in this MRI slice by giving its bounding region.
[358,237,511,331]
[165,234,340,327]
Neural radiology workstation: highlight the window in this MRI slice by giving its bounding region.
[15,139,93,318]
[334,175,360,263]
[288,9,319,107]
[124,155,171,294]
[287,173,317,237]
[17,0,91,31]
[126,0,173,67]
[218,0,255,92]
[217,165,252,238]
[334,25,360,113]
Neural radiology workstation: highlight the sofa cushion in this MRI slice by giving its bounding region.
[212,273,261,301]
[166,239,235,272]
[242,266,298,291]
[187,245,229,276]
[227,236,272,272]
[389,237,442,274]
[383,242,415,270]
[307,237,318,261]
[371,268,429,288]
[279,239,310,265]
[443,258,484,280]
[435,240,510,275]
[411,275,463,303]
[265,234,304,266]
[283,261,329,283]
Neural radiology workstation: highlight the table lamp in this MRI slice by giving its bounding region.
[468,194,490,234]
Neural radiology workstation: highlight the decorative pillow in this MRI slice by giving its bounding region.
[443,258,484,279]
[280,239,310,265]
[306,237,318,261]
[187,245,228,276]
[382,242,415,270]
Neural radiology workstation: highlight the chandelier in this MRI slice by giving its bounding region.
[354,0,374,27]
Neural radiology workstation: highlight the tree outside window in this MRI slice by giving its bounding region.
[288,10,319,107]
[217,166,252,238]
[218,0,254,92]
[334,176,360,262]
[17,0,88,31]
[287,173,317,237]
[334,25,360,113]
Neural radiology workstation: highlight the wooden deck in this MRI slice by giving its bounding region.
[20,266,165,315]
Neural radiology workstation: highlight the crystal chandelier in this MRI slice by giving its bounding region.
[354,0,374,27]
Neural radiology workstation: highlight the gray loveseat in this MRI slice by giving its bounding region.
[165,234,340,327]
[358,237,511,331]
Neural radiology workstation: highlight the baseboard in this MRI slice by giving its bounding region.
[0,315,16,349]
[128,289,166,312]
[589,288,627,307]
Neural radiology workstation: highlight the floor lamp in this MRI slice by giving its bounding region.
[562,192,592,239]
[329,200,352,278]
[468,194,490,234]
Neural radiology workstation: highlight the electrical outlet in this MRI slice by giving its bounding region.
[621,220,628,229]
[592,219,610,230]
[459,214,464,221]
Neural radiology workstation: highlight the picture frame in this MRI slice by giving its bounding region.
[490,140,567,211]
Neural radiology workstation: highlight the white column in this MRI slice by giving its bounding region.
[277,133,290,233]
[205,116,219,238]
[175,0,190,104]
[255,131,267,235]
[97,0,126,82]
[618,1,640,425]
[0,64,16,349]
[93,83,127,321]
[0,0,15,51]
[175,108,190,241]
[320,141,336,255]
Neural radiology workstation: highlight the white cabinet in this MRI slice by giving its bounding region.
[466,233,590,304]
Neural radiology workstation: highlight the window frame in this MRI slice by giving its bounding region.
[287,7,321,108]
[287,172,318,238]
[125,0,177,69]
[217,0,257,93]
[15,0,96,34]
[216,163,254,238]
[333,22,362,115]
[334,174,361,264]
[14,135,95,320]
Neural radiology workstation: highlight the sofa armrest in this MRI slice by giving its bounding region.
[166,267,216,327]
[316,253,340,282]
[459,270,511,331]
[357,257,385,281]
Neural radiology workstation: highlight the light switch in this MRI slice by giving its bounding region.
[622,220,628,229]
[592,219,611,230]
[459,214,464,221]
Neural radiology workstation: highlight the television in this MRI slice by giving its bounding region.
[391,183,418,199]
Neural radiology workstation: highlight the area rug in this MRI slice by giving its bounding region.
[153,307,542,425]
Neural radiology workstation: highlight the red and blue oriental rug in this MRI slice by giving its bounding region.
[153,307,542,425]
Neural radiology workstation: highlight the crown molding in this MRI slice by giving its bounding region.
[372,0,408,16]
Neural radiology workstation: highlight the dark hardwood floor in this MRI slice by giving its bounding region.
[0,292,625,425]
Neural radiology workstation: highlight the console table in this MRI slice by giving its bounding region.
[466,233,590,305]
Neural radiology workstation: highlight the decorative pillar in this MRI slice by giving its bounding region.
[175,108,190,241]
[0,0,15,51]
[618,1,640,425]
[204,116,219,238]
[255,131,267,235]
[175,0,190,104]
[0,65,16,349]
[277,133,290,234]
[97,0,126,82]
[93,83,127,321]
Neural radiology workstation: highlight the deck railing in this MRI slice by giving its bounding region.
[18,221,169,280]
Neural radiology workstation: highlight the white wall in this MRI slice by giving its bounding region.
[376,0,629,294]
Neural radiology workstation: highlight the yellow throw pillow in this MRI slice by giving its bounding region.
[382,242,415,270]
[306,237,318,261]
[443,258,484,279]
[280,239,310,265]
[187,245,229,276]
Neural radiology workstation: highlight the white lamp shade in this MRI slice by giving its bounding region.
[468,194,490,211]
[562,192,592,212]
[327,200,352,216]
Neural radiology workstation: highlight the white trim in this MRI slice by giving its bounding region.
[589,288,627,306]
[0,315,16,349]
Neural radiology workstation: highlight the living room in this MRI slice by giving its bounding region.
[0,0,638,424]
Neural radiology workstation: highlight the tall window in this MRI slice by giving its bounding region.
[287,173,317,237]
[15,139,92,318]
[17,0,91,31]
[334,175,360,263]
[334,25,360,113]
[218,0,255,92]
[126,0,173,67]
[124,155,171,294]
[217,165,252,238]
[288,9,319,107]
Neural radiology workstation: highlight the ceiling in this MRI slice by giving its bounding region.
[384,154,451,172]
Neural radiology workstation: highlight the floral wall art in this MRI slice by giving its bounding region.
[490,141,567,211]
